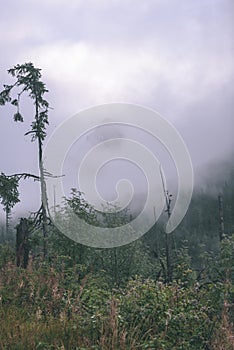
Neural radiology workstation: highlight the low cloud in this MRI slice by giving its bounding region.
[0,0,233,218]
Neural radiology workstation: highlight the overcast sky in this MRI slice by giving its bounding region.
[0,0,233,220]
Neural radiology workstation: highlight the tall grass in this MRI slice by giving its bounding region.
[0,258,233,349]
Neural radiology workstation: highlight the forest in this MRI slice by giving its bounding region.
[0,63,233,350]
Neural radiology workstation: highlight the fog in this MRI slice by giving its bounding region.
[0,0,233,223]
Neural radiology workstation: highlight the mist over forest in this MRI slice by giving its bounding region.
[0,0,233,349]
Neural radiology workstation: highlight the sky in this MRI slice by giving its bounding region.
[0,0,233,221]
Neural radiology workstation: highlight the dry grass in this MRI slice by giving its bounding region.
[0,261,233,349]
[211,301,234,350]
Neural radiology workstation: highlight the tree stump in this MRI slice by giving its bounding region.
[16,218,30,268]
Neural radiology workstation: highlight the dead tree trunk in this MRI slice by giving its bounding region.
[164,190,173,282]
[16,218,30,268]
[6,206,10,237]
[218,195,225,241]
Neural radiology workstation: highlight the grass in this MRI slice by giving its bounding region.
[0,260,233,349]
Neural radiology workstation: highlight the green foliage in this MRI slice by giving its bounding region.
[0,263,227,349]
[220,235,234,281]
[65,188,99,225]
[0,234,233,349]
[0,62,50,141]
[0,173,20,234]
[173,243,196,284]
[0,243,14,267]
[0,172,20,212]
[118,277,223,349]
